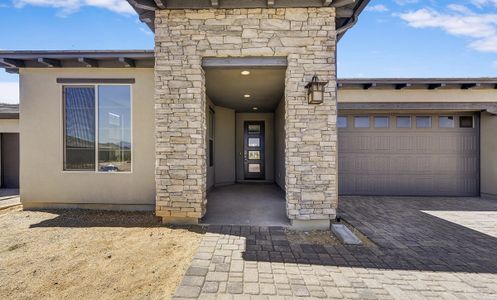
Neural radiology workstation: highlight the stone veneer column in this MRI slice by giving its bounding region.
[154,7,338,227]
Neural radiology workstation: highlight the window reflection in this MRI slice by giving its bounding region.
[98,86,131,172]
[248,138,260,147]
[64,87,95,171]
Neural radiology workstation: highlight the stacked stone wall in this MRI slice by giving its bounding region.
[155,7,338,223]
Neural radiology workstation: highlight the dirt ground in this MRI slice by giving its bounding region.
[285,221,374,247]
[0,207,204,300]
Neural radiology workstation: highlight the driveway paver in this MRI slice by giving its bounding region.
[173,197,497,299]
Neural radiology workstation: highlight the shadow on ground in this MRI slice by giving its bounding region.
[28,209,164,228]
[27,196,497,274]
[201,196,497,274]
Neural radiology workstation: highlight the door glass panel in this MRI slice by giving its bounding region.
[248,151,260,160]
[248,138,260,147]
[248,124,261,134]
[248,164,261,173]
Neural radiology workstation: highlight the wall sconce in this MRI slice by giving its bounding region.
[305,75,328,104]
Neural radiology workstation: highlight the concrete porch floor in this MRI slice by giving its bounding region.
[202,183,289,226]
[0,189,20,210]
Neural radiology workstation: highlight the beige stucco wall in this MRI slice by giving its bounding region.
[274,98,285,190]
[19,68,155,210]
[338,88,497,103]
[235,113,274,182]
[481,112,497,199]
[0,119,19,133]
[214,106,236,186]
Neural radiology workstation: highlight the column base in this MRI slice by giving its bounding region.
[290,219,331,231]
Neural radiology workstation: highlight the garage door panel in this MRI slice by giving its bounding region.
[338,113,479,196]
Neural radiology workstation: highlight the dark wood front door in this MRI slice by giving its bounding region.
[243,121,265,180]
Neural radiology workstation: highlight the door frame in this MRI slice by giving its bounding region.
[243,121,265,180]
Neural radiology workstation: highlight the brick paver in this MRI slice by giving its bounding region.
[173,197,497,299]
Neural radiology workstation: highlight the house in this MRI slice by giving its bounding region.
[0,0,496,229]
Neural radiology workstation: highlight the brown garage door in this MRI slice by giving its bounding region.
[338,113,479,196]
[1,133,20,188]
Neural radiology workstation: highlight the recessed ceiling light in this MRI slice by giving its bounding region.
[241,70,250,76]
[252,107,258,111]
[244,94,251,98]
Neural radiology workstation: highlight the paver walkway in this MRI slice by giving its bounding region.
[173,197,497,299]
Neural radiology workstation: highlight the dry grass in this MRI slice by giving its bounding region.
[0,208,204,300]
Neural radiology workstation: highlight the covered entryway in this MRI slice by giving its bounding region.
[338,113,479,196]
[1,133,20,189]
[202,58,289,225]
[202,184,288,226]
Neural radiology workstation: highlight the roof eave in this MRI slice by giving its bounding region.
[127,0,371,39]
[0,50,154,73]
[338,78,497,90]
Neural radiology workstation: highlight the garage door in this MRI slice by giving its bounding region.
[338,114,479,196]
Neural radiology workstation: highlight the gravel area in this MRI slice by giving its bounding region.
[0,208,204,300]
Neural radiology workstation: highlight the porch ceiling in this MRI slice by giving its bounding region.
[205,68,285,113]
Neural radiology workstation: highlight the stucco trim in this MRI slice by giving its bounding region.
[338,102,497,113]
[56,78,136,84]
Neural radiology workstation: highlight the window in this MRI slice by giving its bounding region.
[459,116,474,128]
[248,124,260,134]
[64,85,131,172]
[337,116,348,128]
[396,116,411,128]
[439,116,454,128]
[64,87,96,171]
[248,164,261,173]
[354,116,370,128]
[416,116,432,128]
[248,138,260,147]
[374,116,389,128]
[248,151,260,160]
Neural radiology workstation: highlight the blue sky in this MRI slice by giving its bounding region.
[1,0,497,103]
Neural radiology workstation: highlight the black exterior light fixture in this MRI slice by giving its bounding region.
[305,75,328,104]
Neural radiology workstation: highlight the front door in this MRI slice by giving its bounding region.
[244,121,265,180]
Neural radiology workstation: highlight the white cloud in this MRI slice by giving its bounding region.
[394,0,419,5]
[471,0,497,8]
[0,82,19,104]
[447,4,474,15]
[399,5,497,53]
[366,4,389,12]
[12,0,135,16]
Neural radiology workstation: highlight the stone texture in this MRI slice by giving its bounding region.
[155,7,338,223]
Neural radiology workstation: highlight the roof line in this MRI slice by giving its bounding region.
[339,78,497,83]
[0,50,154,73]
[127,0,371,39]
